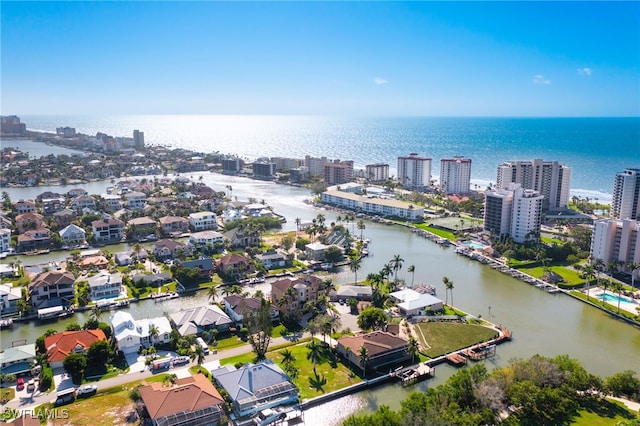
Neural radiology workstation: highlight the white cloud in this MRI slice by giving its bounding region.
[532,74,551,85]
[577,67,593,76]
[373,77,388,85]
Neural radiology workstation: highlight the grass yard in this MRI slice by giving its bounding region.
[0,387,14,404]
[417,224,457,241]
[413,322,499,358]
[565,398,638,426]
[49,375,170,426]
[516,263,585,286]
[220,339,359,400]
[214,336,247,351]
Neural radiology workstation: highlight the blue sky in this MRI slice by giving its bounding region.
[2,1,639,116]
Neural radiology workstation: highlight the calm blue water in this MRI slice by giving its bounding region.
[20,115,640,202]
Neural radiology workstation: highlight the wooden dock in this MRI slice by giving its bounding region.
[446,353,467,367]
[390,363,435,386]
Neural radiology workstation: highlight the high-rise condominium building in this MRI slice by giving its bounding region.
[365,163,390,182]
[133,130,145,149]
[484,183,543,243]
[324,160,354,185]
[440,157,472,194]
[611,168,640,220]
[496,159,571,211]
[397,153,431,190]
[590,218,640,268]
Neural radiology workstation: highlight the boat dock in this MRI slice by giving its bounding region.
[390,362,435,386]
[445,353,468,367]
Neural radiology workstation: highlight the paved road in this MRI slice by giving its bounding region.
[3,333,308,413]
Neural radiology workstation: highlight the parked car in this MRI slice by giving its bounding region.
[76,384,97,398]
[26,379,36,392]
[16,377,24,390]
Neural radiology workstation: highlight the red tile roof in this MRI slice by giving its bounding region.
[44,329,107,364]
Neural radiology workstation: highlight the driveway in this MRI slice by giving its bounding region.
[331,301,361,332]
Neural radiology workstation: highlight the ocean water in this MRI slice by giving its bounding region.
[20,115,640,202]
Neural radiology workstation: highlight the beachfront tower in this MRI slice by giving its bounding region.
[365,163,390,182]
[496,159,571,212]
[133,130,145,149]
[591,218,640,266]
[484,183,543,244]
[611,168,640,220]
[397,153,432,191]
[440,156,472,194]
[484,187,514,241]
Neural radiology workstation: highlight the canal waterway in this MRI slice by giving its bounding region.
[2,172,640,425]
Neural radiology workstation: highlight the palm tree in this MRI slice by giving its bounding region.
[320,279,336,296]
[358,345,369,375]
[306,340,322,376]
[579,264,596,301]
[442,276,454,307]
[284,286,298,319]
[390,254,404,283]
[344,346,353,369]
[295,217,301,237]
[613,282,624,314]
[381,263,393,285]
[349,254,362,285]
[627,262,640,289]
[601,279,611,306]
[408,265,416,287]
[606,261,618,280]
[89,305,102,323]
[593,258,604,289]
[357,219,366,240]
[207,285,219,303]
[149,325,160,347]
[408,336,419,364]
[280,348,296,365]
[190,345,206,373]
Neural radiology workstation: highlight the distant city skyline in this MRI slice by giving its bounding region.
[1,1,639,116]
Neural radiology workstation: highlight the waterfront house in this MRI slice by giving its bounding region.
[53,208,77,228]
[152,239,192,260]
[188,211,218,231]
[59,224,86,245]
[158,215,190,236]
[336,331,410,372]
[15,212,45,234]
[126,216,157,240]
[255,249,290,270]
[223,295,279,327]
[16,229,50,253]
[139,373,224,426]
[223,227,260,249]
[12,199,36,215]
[124,191,147,210]
[270,275,325,319]
[44,329,107,369]
[170,305,232,336]
[188,230,224,250]
[0,283,22,316]
[100,193,123,212]
[211,359,298,418]
[91,217,125,243]
[304,242,331,262]
[66,188,88,198]
[131,272,171,288]
[114,251,133,266]
[216,253,252,280]
[77,255,110,270]
[332,285,373,301]
[87,271,122,301]
[0,343,36,375]
[69,195,97,212]
[389,289,444,317]
[111,311,172,354]
[179,257,215,278]
[28,271,76,310]
[41,196,67,216]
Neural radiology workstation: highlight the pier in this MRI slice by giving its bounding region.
[390,362,435,386]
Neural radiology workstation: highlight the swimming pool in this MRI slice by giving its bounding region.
[597,292,639,313]
[463,241,486,250]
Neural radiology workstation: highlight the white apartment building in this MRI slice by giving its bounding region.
[496,159,571,211]
[124,191,147,210]
[611,168,640,220]
[590,218,640,268]
[484,183,543,243]
[397,153,432,191]
[365,163,390,182]
[304,155,328,177]
[188,211,218,231]
[321,189,424,221]
[0,229,11,254]
[440,157,472,194]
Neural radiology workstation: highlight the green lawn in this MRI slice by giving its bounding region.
[220,339,359,401]
[516,263,585,286]
[412,322,499,358]
[214,336,247,351]
[565,398,638,426]
[415,224,457,241]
